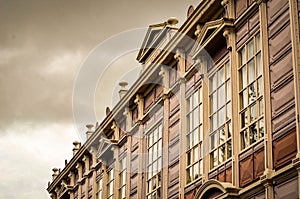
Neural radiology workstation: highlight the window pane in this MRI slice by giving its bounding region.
[257,52,262,76]
[259,119,264,138]
[248,39,254,59]
[241,129,248,149]
[194,163,199,179]
[227,140,232,159]
[228,122,232,138]
[194,147,199,161]
[226,102,231,119]
[211,132,217,149]
[219,107,225,125]
[259,98,264,116]
[212,92,217,113]
[157,157,162,170]
[157,140,162,157]
[212,150,218,167]
[193,108,198,128]
[154,129,158,143]
[256,33,261,51]
[241,110,248,128]
[186,169,192,183]
[218,67,225,87]
[211,75,217,92]
[200,143,203,158]
[248,83,256,103]
[241,66,247,89]
[193,130,199,145]
[148,166,152,180]
[212,113,217,131]
[218,84,225,108]
[257,77,263,97]
[192,92,197,108]
[189,133,193,148]
[219,145,225,163]
[226,80,231,102]
[250,103,257,122]
[249,123,258,144]
[219,127,225,144]
[188,114,193,131]
[187,151,191,165]
[242,89,248,109]
[226,61,230,79]
[248,59,255,83]
[240,47,246,65]
[189,167,194,181]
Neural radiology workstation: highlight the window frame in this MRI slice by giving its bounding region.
[106,168,114,199]
[186,86,204,184]
[208,60,232,169]
[238,32,264,150]
[146,122,163,199]
[119,157,127,199]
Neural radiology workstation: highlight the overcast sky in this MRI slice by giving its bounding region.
[0,0,199,198]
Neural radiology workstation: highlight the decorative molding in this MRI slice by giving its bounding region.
[223,27,234,51]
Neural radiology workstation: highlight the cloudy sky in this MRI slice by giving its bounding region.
[0,0,198,198]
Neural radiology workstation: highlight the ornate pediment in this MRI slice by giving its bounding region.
[96,136,112,158]
[136,18,179,64]
[190,18,234,58]
[96,134,118,165]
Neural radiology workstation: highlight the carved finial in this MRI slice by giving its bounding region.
[134,94,142,104]
[174,48,184,60]
[187,5,194,18]
[166,17,179,26]
[194,24,202,37]
[106,107,111,116]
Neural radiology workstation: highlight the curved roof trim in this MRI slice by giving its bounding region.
[193,179,239,199]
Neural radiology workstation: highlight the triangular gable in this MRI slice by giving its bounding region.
[190,18,234,58]
[136,23,166,63]
[137,19,179,64]
[96,136,112,158]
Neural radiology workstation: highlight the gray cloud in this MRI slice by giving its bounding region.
[0,0,199,197]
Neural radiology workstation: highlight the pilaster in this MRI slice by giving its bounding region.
[260,169,275,199]
[289,0,300,155]
[76,162,82,199]
[179,77,187,198]
[134,94,144,199]
[90,147,97,199]
[123,108,132,199]
[223,25,238,187]
[160,66,170,199]
[259,0,273,172]
[68,171,75,199]
[221,0,235,19]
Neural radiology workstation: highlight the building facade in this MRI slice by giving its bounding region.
[47,0,300,198]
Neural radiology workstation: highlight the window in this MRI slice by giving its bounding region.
[239,33,264,149]
[107,169,114,199]
[209,61,232,169]
[147,124,162,199]
[186,88,203,183]
[96,178,103,199]
[119,157,126,199]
